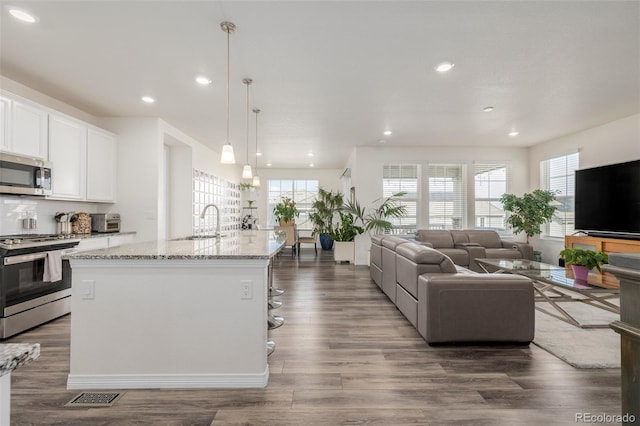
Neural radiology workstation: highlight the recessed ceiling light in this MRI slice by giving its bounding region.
[483,106,495,112]
[435,62,455,73]
[509,131,519,137]
[266,162,272,167]
[141,96,155,104]
[195,76,212,85]
[378,139,386,144]
[383,130,392,136]
[309,163,314,167]
[7,6,38,23]
[307,152,314,157]
[256,151,262,157]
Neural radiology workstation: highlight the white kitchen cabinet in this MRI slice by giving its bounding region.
[48,114,87,199]
[0,96,10,152]
[11,99,48,159]
[86,128,117,202]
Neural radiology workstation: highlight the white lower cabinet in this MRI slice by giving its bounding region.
[74,234,134,252]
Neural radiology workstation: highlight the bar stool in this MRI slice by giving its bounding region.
[268,314,285,330]
[267,339,276,356]
[268,299,282,310]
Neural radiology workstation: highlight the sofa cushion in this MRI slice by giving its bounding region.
[438,248,470,267]
[371,234,385,245]
[485,248,523,260]
[415,230,454,248]
[465,230,503,249]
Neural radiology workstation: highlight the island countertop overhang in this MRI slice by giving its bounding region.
[65,230,286,261]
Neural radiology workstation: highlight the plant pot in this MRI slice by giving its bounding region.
[334,241,354,263]
[319,233,334,250]
[279,219,295,226]
[533,250,542,262]
[571,264,590,282]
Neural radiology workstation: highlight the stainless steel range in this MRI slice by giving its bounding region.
[0,234,79,339]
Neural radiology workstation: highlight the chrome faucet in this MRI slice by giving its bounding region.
[200,204,221,238]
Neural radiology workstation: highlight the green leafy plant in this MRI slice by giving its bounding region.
[330,211,364,242]
[273,197,299,223]
[559,247,609,272]
[309,188,344,235]
[239,182,255,191]
[500,189,558,243]
[345,192,408,234]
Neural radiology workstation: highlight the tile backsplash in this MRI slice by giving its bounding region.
[0,195,105,235]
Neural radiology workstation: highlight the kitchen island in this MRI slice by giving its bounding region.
[65,230,285,390]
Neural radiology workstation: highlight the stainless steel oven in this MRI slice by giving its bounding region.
[0,235,79,338]
[0,153,52,196]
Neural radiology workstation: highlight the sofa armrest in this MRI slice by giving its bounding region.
[503,240,533,260]
[455,244,486,272]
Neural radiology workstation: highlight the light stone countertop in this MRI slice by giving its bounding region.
[0,344,40,377]
[66,230,286,260]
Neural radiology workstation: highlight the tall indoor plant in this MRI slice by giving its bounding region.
[309,188,344,250]
[345,192,408,234]
[500,189,557,244]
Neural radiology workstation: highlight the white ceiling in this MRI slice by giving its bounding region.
[1,1,639,169]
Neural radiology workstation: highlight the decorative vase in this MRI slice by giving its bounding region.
[571,264,590,282]
[319,233,334,250]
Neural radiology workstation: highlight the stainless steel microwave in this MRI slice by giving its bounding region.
[0,153,52,196]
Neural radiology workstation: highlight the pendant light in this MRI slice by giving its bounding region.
[219,21,236,164]
[242,78,253,179]
[252,108,261,187]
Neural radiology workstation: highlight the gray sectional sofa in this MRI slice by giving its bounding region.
[370,233,535,344]
[413,229,533,272]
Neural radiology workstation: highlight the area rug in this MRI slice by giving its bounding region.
[532,299,620,369]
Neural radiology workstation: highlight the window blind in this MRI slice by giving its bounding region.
[540,152,579,237]
[474,163,508,229]
[383,164,418,232]
[428,164,466,230]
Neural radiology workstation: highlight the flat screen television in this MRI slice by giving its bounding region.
[574,159,640,239]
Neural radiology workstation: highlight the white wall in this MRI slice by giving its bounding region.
[350,145,530,265]
[528,113,640,264]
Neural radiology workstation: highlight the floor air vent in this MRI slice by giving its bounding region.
[65,392,124,407]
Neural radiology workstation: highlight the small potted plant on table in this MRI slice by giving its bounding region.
[273,197,299,225]
[559,247,608,281]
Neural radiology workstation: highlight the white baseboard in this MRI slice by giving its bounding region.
[67,369,269,389]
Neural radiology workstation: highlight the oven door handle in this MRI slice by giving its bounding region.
[3,250,70,266]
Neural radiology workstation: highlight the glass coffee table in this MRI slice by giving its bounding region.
[475,258,619,329]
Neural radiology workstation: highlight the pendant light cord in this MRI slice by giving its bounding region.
[226,27,230,145]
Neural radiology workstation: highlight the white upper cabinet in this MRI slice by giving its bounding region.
[0,96,10,152]
[86,128,117,202]
[48,114,87,199]
[11,100,48,159]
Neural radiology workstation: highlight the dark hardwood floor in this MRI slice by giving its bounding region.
[6,248,621,425]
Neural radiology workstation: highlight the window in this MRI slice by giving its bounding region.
[383,164,418,233]
[192,169,241,235]
[540,152,579,238]
[428,164,466,230]
[474,164,509,229]
[268,179,319,227]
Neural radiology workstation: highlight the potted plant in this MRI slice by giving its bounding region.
[330,211,364,263]
[273,196,299,225]
[559,247,608,281]
[500,189,557,261]
[309,188,344,250]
